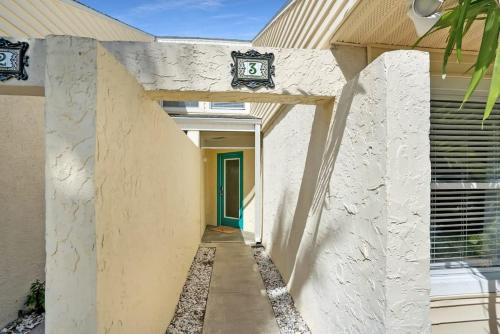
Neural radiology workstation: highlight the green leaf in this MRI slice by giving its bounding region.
[456,0,472,61]
[484,41,500,120]
[414,0,499,118]
[414,0,495,75]
[413,10,459,48]
[462,6,500,105]
[442,14,460,75]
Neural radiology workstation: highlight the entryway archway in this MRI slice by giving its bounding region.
[0,35,341,333]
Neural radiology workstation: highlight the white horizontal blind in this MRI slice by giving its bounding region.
[209,102,246,110]
[163,101,199,108]
[162,101,246,113]
[431,100,500,268]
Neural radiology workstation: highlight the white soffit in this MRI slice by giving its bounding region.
[201,131,255,148]
[332,0,482,52]
[253,0,361,49]
[0,0,153,42]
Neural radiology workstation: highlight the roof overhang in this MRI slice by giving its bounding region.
[254,0,482,53]
[331,0,481,52]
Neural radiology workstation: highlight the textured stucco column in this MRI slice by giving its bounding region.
[261,50,431,333]
[45,36,98,333]
[45,36,205,334]
[384,51,431,333]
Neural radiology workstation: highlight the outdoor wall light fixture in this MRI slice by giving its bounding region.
[408,0,444,36]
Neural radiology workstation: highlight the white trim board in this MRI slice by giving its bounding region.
[173,116,261,132]
[202,147,255,150]
[431,268,500,297]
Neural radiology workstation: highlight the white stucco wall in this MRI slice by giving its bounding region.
[95,41,203,334]
[101,41,344,105]
[45,36,203,333]
[45,37,98,334]
[262,50,431,333]
[252,44,368,131]
[0,95,45,327]
[2,38,344,105]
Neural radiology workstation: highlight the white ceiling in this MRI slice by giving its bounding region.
[201,131,255,149]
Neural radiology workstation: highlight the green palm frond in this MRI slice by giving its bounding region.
[414,0,500,120]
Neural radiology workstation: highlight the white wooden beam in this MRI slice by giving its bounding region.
[173,116,259,132]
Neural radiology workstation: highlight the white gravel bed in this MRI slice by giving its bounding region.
[1,313,44,334]
[166,247,216,334]
[252,246,311,334]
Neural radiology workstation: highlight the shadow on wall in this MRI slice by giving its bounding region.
[267,76,365,295]
[244,191,255,210]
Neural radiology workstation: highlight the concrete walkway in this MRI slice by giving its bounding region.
[202,242,280,334]
[202,226,255,244]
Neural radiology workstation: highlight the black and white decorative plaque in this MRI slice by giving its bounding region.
[0,38,29,82]
[231,50,275,89]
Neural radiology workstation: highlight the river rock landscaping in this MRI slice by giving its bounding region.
[252,245,311,334]
[1,313,44,334]
[166,247,216,334]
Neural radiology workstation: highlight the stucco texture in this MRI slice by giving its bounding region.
[45,36,203,333]
[202,149,255,233]
[102,41,344,105]
[0,95,45,327]
[45,36,99,334]
[95,42,203,334]
[262,50,431,333]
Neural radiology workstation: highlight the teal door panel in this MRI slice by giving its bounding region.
[217,152,244,229]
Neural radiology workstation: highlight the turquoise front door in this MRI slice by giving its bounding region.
[217,152,244,229]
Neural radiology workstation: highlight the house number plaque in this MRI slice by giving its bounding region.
[231,50,275,89]
[0,38,29,82]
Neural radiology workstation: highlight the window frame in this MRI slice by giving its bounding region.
[162,101,250,115]
[209,101,247,113]
[162,101,201,113]
[430,79,500,296]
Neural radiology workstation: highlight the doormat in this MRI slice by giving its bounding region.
[209,226,238,234]
[252,246,311,334]
[166,247,216,334]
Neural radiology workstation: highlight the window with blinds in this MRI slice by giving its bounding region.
[162,101,246,113]
[431,100,500,268]
[209,102,246,110]
[163,101,199,108]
